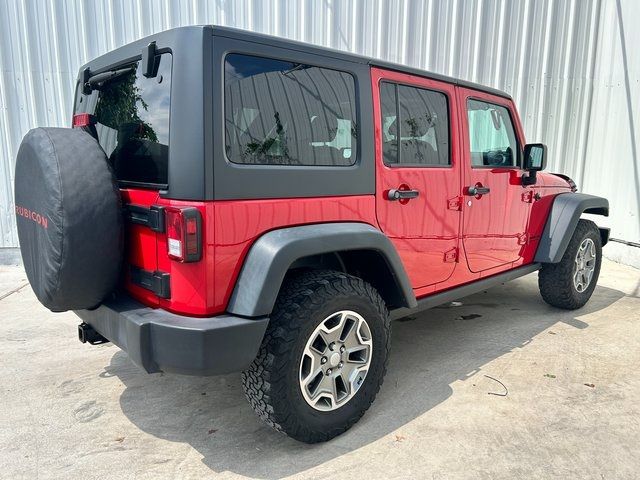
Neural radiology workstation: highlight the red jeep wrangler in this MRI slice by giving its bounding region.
[15,26,609,443]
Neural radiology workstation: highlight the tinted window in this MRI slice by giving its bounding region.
[380,82,450,166]
[467,99,518,167]
[74,54,172,186]
[224,54,358,166]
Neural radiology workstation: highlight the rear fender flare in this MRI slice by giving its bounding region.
[227,223,417,317]
[534,193,609,263]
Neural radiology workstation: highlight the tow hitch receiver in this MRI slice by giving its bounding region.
[78,323,109,345]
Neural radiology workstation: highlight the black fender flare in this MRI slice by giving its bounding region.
[534,193,609,263]
[227,222,417,317]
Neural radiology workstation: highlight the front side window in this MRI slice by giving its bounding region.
[380,81,450,166]
[74,53,172,186]
[467,99,518,167]
[224,54,358,166]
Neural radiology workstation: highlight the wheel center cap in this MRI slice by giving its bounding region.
[329,352,341,367]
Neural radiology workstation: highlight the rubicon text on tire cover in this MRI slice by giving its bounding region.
[15,205,48,229]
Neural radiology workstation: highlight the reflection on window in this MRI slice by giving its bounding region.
[380,82,450,166]
[75,54,172,185]
[467,99,518,167]
[224,54,358,166]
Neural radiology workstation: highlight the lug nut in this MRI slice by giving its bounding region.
[338,362,343,368]
[340,345,346,353]
[326,368,332,375]
[329,342,336,351]
[321,356,327,364]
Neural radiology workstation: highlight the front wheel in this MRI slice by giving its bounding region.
[241,270,390,443]
[539,219,602,310]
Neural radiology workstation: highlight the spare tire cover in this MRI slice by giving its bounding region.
[14,128,123,312]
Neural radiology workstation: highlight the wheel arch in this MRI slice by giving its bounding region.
[227,223,417,317]
[534,193,609,264]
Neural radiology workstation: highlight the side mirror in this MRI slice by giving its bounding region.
[522,143,547,186]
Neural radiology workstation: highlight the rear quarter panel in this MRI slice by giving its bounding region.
[211,196,377,314]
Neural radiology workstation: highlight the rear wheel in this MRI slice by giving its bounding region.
[241,270,390,443]
[539,219,602,310]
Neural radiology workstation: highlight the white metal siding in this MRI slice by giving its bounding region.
[1,0,638,265]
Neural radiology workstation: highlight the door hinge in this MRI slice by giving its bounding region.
[521,191,534,203]
[447,196,462,211]
[444,247,459,263]
[517,233,529,245]
[130,265,171,298]
[125,204,165,232]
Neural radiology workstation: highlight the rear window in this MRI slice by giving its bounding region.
[224,53,358,166]
[74,53,172,186]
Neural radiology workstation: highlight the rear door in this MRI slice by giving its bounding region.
[73,53,173,306]
[372,68,461,289]
[458,88,532,272]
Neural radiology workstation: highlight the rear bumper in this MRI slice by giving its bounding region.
[74,294,269,376]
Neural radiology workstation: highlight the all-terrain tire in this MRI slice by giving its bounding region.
[241,270,391,443]
[538,219,602,310]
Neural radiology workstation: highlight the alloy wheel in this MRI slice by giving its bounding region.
[299,310,373,411]
[573,238,596,293]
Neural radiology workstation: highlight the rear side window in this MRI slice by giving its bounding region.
[380,81,450,166]
[74,53,172,186]
[224,53,358,166]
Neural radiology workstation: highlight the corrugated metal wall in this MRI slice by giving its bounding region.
[1,0,638,266]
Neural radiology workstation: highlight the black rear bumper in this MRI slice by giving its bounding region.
[74,295,269,376]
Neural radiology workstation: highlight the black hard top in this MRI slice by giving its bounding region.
[79,25,511,100]
[212,25,512,100]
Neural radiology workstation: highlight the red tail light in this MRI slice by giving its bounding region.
[165,207,202,262]
[72,113,96,128]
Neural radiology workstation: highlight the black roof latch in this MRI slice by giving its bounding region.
[141,41,159,78]
[82,67,92,95]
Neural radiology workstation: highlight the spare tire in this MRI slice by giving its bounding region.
[14,128,123,312]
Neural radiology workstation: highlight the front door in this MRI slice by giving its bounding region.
[458,88,532,273]
[372,68,461,289]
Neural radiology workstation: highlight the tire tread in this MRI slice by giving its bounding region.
[241,270,390,443]
[538,219,602,310]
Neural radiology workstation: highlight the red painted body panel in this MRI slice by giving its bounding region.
[371,68,462,289]
[120,189,161,308]
[211,196,377,314]
[122,189,214,316]
[154,198,214,316]
[120,67,572,318]
[456,87,534,273]
[122,192,378,316]
[522,173,572,260]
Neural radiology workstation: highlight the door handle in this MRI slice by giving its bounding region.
[387,189,420,201]
[466,184,490,196]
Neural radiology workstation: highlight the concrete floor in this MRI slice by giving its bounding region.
[1,260,639,480]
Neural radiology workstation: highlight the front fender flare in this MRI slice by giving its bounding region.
[227,223,417,318]
[534,192,609,263]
